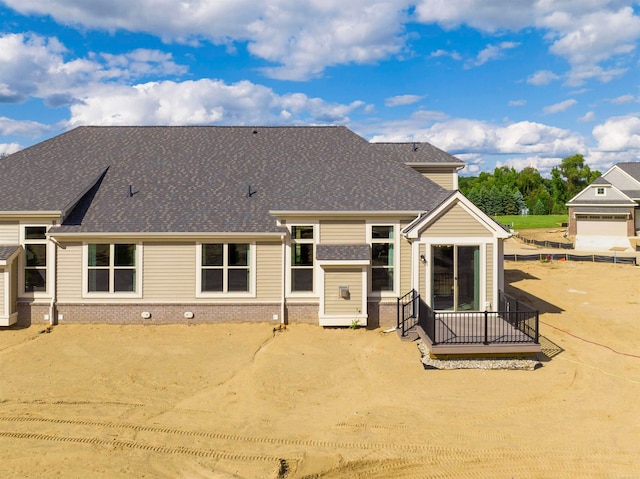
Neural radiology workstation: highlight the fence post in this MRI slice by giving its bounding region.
[396,297,400,332]
[484,311,489,345]
[535,312,539,343]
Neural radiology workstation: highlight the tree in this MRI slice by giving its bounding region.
[557,154,600,200]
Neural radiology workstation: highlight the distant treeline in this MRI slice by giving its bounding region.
[459,154,601,216]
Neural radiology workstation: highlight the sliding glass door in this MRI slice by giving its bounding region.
[432,245,480,311]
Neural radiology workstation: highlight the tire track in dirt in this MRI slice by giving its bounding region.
[0,415,463,455]
[0,430,283,463]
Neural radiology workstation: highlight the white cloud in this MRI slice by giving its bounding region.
[466,41,520,68]
[0,33,187,106]
[0,117,50,137]
[610,94,636,104]
[578,111,596,122]
[527,70,560,86]
[385,95,424,107]
[592,114,640,151]
[3,0,408,81]
[543,99,577,114]
[508,100,526,107]
[430,49,462,60]
[0,143,21,155]
[66,79,370,127]
[369,113,586,158]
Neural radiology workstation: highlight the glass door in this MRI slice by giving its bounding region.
[431,245,480,311]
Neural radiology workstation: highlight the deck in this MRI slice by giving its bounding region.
[398,290,541,357]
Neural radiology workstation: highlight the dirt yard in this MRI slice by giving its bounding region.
[1,261,639,478]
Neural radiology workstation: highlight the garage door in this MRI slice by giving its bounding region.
[576,217,627,236]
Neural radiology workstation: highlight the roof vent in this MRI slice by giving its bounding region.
[252,129,258,134]
[246,184,257,197]
[412,142,419,152]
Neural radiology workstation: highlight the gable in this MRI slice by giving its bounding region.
[417,202,493,238]
[603,166,640,191]
[569,184,634,204]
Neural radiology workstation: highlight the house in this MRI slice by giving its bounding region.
[567,162,640,251]
[0,125,534,354]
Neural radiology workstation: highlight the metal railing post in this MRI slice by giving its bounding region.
[484,311,489,345]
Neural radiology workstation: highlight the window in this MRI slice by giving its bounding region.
[24,226,47,292]
[201,243,250,293]
[87,244,137,293]
[370,225,394,292]
[596,187,606,196]
[291,226,314,292]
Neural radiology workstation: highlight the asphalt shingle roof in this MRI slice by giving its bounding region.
[0,126,455,234]
[316,244,371,261]
[616,162,640,182]
[0,245,20,261]
[371,142,464,165]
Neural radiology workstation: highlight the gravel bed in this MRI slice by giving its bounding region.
[417,342,541,370]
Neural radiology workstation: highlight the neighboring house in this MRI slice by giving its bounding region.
[0,126,512,334]
[567,162,640,251]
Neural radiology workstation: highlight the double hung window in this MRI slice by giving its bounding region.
[370,225,394,292]
[201,243,250,293]
[290,226,314,292]
[24,226,47,292]
[87,244,137,293]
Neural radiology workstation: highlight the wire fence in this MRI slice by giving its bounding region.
[517,236,574,250]
[505,253,637,265]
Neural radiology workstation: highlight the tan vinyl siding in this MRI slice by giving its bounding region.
[419,243,426,299]
[486,243,493,308]
[255,241,282,301]
[324,268,362,315]
[320,220,365,244]
[400,233,412,294]
[408,166,455,190]
[0,222,19,244]
[420,203,492,237]
[56,242,83,302]
[143,242,196,301]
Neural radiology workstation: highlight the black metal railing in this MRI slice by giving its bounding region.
[417,292,539,346]
[397,289,419,337]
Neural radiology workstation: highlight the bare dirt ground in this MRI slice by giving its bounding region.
[1,261,640,478]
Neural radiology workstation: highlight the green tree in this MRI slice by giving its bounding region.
[557,154,600,200]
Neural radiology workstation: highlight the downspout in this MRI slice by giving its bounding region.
[280,234,286,326]
[48,236,61,326]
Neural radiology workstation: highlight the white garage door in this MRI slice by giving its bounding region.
[576,217,627,236]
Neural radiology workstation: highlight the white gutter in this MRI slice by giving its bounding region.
[48,231,284,240]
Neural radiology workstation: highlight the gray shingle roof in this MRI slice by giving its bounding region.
[0,126,455,234]
[616,162,640,181]
[592,176,610,185]
[316,244,371,261]
[621,190,640,199]
[0,245,20,261]
[371,142,464,165]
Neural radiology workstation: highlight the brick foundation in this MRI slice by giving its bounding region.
[285,303,318,324]
[367,301,396,329]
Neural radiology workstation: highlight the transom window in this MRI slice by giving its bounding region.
[370,225,394,292]
[24,226,47,293]
[291,226,314,292]
[201,243,250,293]
[87,244,137,293]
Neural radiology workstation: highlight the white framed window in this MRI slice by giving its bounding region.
[369,224,396,293]
[196,243,255,296]
[596,187,606,196]
[83,243,142,297]
[289,225,315,293]
[23,226,48,293]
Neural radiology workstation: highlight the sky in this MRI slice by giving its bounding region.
[1,1,640,176]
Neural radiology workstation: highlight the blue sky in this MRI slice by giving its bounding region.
[1,1,640,175]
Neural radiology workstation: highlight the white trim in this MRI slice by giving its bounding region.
[271,210,423,218]
[82,242,143,299]
[366,221,400,298]
[595,187,606,196]
[568,182,631,204]
[19,223,54,299]
[285,222,319,298]
[195,242,256,298]
[0,211,61,219]
[316,259,370,266]
[318,266,368,326]
[607,165,640,189]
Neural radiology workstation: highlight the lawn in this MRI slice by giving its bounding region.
[494,214,567,229]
